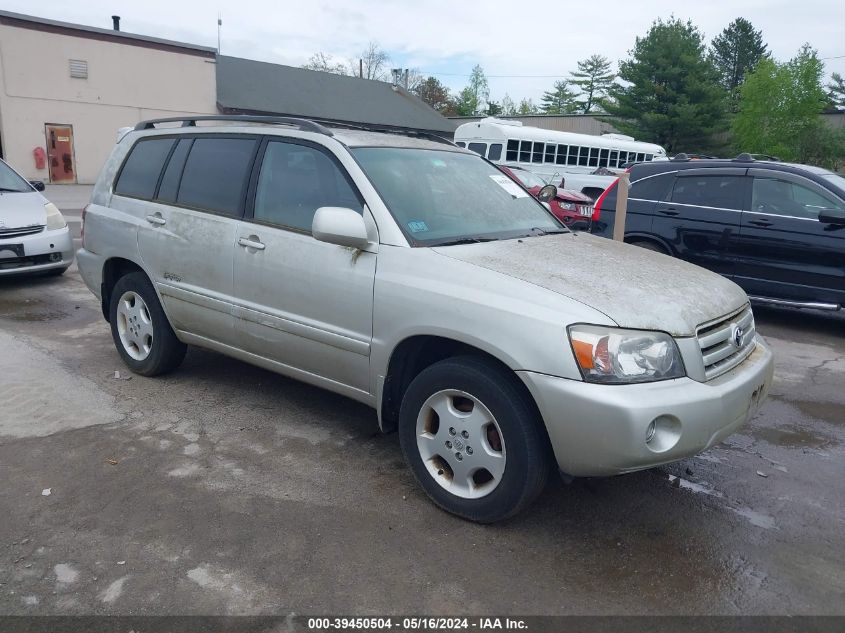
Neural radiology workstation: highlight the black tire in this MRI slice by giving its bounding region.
[630,239,668,255]
[398,355,551,523]
[109,272,186,376]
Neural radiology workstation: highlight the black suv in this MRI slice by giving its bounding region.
[591,155,845,310]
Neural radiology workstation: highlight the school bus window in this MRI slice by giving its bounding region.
[519,140,532,162]
[506,140,519,161]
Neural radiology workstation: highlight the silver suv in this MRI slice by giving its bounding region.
[78,116,774,522]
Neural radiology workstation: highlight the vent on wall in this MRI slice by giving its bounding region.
[69,59,88,79]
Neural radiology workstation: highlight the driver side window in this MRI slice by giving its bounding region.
[253,141,363,232]
[751,177,843,219]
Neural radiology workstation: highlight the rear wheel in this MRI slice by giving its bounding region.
[399,356,550,523]
[109,272,186,376]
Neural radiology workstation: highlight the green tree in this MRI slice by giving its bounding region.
[734,45,842,167]
[540,80,579,114]
[828,72,845,107]
[517,98,539,114]
[486,101,502,116]
[569,55,615,113]
[412,76,452,112]
[604,17,726,153]
[454,65,490,116]
[710,18,768,108]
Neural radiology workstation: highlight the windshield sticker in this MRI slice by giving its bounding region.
[489,174,529,198]
[408,220,429,233]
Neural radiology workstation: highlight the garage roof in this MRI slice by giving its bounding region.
[216,55,456,137]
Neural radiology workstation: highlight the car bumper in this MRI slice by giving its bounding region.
[0,226,74,275]
[517,337,774,477]
[76,247,104,300]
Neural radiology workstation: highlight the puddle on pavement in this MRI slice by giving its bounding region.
[753,425,837,449]
[0,296,67,322]
[665,474,776,530]
[788,399,845,425]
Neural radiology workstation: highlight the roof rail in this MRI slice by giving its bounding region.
[327,121,456,146]
[734,153,756,162]
[133,115,334,136]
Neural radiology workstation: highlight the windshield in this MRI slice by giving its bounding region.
[508,169,547,189]
[352,148,563,245]
[823,173,845,195]
[0,160,32,193]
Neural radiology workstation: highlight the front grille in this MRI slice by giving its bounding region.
[0,225,44,239]
[696,305,756,380]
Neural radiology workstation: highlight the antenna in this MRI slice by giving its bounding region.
[217,12,222,54]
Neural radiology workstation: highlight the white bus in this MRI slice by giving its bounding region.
[454,118,667,198]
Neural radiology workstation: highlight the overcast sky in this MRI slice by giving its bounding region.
[9,1,845,103]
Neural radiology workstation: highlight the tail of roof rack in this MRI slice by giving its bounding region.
[734,153,755,162]
[134,115,334,136]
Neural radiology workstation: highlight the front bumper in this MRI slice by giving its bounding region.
[518,337,774,477]
[0,226,74,275]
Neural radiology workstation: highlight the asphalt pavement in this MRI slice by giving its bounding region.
[0,202,843,615]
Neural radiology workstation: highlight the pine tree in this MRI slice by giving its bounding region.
[710,18,768,107]
[540,81,579,114]
[569,55,615,113]
[828,72,845,107]
[517,98,539,114]
[604,18,726,153]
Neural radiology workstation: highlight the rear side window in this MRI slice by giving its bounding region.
[631,173,674,202]
[671,175,744,210]
[487,143,502,161]
[115,138,175,199]
[468,142,487,156]
[177,138,257,216]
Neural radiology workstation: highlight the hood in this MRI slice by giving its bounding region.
[432,233,748,337]
[556,189,593,203]
[0,191,47,229]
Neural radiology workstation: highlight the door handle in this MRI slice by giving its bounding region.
[145,213,166,226]
[748,219,773,227]
[658,208,679,216]
[238,236,266,251]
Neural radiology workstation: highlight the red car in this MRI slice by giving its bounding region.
[497,165,594,230]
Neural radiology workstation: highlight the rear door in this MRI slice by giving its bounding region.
[231,138,376,393]
[733,169,845,306]
[651,168,748,277]
[133,134,260,345]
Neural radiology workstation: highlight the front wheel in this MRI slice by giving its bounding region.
[109,272,186,376]
[399,356,551,523]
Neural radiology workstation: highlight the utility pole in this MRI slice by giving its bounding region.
[359,59,363,79]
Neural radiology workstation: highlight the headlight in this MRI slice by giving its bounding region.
[44,202,67,230]
[558,201,576,210]
[568,325,685,384]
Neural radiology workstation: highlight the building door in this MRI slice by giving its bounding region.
[45,124,76,183]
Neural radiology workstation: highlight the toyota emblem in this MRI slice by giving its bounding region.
[732,325,744,348]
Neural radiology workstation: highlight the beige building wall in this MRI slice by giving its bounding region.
[0,21,217,183]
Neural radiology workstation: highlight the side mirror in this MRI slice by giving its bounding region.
[538,184,557,203]
[819,208,845,225]
[312,207,370,250]
[29,180,45,192]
